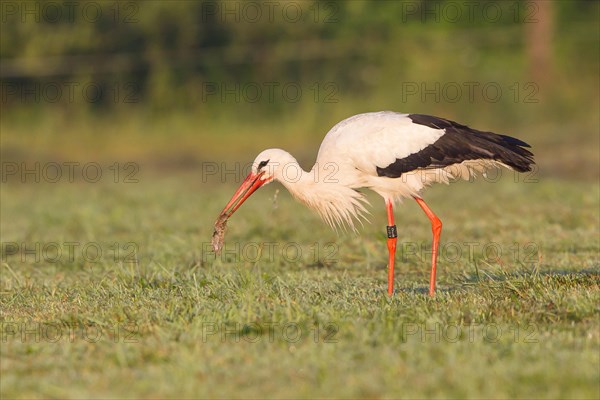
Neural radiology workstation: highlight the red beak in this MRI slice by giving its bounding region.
[218,172,267,219]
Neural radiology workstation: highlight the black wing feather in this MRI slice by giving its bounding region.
[376,114,535,178]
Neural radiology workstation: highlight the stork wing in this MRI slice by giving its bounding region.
[316,112,534,178]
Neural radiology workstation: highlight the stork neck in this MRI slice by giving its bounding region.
[277,160,345,203]
[275,161,314,192]
[275,159,368,230]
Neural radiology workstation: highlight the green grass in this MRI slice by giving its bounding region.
[1,172,598,399]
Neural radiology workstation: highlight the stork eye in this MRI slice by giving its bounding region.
[257,160,269,170]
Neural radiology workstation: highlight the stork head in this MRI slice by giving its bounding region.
[217,148,297,220]
[250,148,300,182]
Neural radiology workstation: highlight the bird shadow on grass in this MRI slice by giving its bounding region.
[303,261,341,270]
[392,268,600,297]
[461,268,599,284]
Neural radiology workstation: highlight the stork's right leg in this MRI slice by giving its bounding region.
[385,199,397,296]
[414,197,442,296]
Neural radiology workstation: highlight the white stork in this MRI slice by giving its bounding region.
[212,111,535,296]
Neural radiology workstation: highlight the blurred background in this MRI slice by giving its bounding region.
[1,0,598,181]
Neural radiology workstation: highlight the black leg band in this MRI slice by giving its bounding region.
[386,225,397,239]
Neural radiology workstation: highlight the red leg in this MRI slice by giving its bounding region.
[385,200,397,296]
[414,197,442,297]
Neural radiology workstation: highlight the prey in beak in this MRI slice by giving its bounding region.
[211,171,268,253]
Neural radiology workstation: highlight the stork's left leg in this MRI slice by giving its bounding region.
[414,197,442,296]
[385,199,397,296]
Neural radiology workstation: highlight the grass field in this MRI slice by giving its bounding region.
[1,166,598,398]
